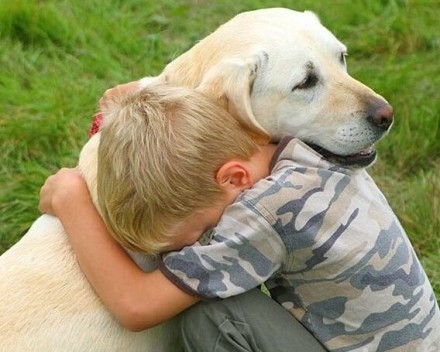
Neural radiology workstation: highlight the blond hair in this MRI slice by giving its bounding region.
[97,84,258,255]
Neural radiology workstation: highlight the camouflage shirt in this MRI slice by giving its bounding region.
[161,138,440,351]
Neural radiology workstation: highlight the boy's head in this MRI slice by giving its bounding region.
[97,84,260,255]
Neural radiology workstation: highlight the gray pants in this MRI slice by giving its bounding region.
[180,288,327,352]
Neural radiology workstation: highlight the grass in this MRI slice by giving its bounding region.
[0,0,438,301]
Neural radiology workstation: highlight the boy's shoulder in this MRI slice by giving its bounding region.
[237,138,357,222]
[240,137,391,214]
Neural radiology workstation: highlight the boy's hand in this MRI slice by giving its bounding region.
[99,81,141,112]
[39,168,90,216]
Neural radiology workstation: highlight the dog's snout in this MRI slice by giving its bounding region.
[368,104,394,130]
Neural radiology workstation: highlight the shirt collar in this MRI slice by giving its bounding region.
[269,136,294,172]
[269,137,342,173]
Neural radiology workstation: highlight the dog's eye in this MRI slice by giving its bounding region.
[340,52,348,65]
[293,73,318,90]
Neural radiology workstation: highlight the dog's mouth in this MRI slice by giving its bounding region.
[307,144,377,168]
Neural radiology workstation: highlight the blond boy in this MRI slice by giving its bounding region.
[40,84,439,351]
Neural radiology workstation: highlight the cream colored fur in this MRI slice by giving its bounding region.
[0,8,391,351]
[0,135,181,352]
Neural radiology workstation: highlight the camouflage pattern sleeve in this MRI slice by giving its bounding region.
[160,200,287,299]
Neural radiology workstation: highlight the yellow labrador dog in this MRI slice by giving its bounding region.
[0,8,393,352]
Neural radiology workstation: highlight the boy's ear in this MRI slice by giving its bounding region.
[216,161,253,191]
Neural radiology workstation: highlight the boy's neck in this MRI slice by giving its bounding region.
[261,144,277,161]
[247,144,277,183]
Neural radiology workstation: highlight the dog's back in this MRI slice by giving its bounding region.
[0,135,181,351]
[0,218,181,352]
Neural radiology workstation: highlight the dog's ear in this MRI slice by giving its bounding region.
[196,52,271,144]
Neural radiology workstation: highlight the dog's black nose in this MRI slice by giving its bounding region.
[368,104,394,130]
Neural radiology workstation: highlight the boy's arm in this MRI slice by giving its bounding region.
[39,168,199,331]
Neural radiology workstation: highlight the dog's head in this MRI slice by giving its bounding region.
[163,8,393,168]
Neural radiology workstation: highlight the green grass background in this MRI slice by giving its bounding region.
[0,0,439,301]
